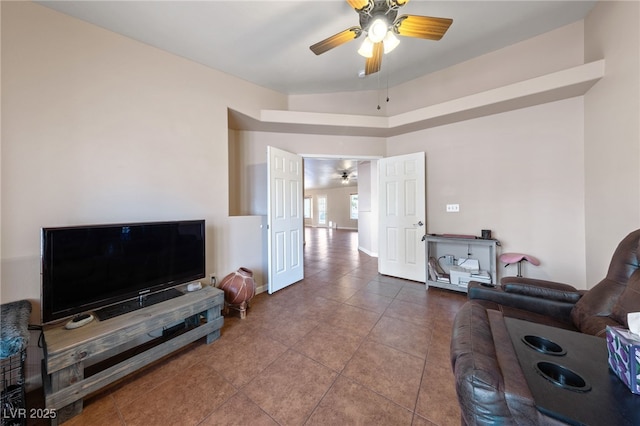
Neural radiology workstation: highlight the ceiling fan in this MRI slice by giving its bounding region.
[336,169,356,185]
[310,0,453,76]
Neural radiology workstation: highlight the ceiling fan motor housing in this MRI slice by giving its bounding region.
[359,0,400,32]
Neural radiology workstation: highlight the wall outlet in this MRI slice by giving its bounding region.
[446,204,460,213]
[210,274,217,286]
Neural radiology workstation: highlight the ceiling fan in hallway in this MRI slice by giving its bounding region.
[309,0,453,76]
[337,169,357,185]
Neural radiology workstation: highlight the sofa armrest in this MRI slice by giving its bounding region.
[500,276,579,292]
[468,282,576,324]
[502,282,582,304]
[499,276,583,303]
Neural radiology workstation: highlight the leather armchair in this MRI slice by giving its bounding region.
[468,229,640,337]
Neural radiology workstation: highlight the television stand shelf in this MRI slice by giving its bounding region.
[41,285,224,425]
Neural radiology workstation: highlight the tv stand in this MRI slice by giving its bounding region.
[41,285,224,425]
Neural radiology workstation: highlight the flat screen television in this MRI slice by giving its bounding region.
[41,220,205,324]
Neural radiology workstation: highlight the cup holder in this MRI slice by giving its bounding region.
[522,335,566,356]
[535,361,591,392]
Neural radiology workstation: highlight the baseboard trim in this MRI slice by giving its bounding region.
[358,246,378,257]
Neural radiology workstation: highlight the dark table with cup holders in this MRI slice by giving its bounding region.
[505,318,639,425]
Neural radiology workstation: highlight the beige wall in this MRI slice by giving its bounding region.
[304,186,358,230]
[584,1,640,284]
[355,160,378,256]
[228,130,386,216]
[388,98,586,284]
[1,3,286,313]
[386,20,586,116]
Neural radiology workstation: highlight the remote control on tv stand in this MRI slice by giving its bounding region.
[65,313,94,329]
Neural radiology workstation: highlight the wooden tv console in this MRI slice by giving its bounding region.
[41,285,224,424]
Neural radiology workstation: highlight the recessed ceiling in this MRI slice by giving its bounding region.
[38,1,596,95]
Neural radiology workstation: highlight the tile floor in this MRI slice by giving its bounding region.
[29,227,467,425]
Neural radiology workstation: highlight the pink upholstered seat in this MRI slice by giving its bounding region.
[499,253,540,266]
[499,252,540,278]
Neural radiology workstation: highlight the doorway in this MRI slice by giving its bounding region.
[302,156,379,257]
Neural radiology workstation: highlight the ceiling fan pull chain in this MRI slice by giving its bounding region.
[377,69,382,110]
[386,64,390,103]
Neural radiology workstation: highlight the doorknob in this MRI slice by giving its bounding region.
[414,221,424,227]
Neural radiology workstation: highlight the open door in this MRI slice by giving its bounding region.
[378,152,426,282]
[267,146,304,294]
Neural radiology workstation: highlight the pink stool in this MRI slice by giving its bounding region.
[499,252,540,277]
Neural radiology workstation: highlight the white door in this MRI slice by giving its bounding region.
[267,146,304,294]
[378,152,426,282]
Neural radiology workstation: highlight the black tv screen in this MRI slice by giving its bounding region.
[41,220,205,324]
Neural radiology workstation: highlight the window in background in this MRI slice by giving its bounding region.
[304,197,312,219]
[318,195,327,225]
[350,194,358,219]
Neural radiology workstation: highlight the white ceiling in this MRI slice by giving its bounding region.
[304,157,361,190]
[39,1,596,95]
[37,0,596,190]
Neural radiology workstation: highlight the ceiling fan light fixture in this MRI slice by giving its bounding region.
[383,31,400,54]
[367,17,389,43]
[309,1,452,76]
[357,37,374,58]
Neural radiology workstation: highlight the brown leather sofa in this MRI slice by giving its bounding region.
[466,228,640,336]
[450,302,568,425]
[450,229,640,425]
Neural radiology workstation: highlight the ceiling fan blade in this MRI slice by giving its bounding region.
[395,15,453,40]
[310,27,361,55]
[365,42,383,75]
[346,0,370,10]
